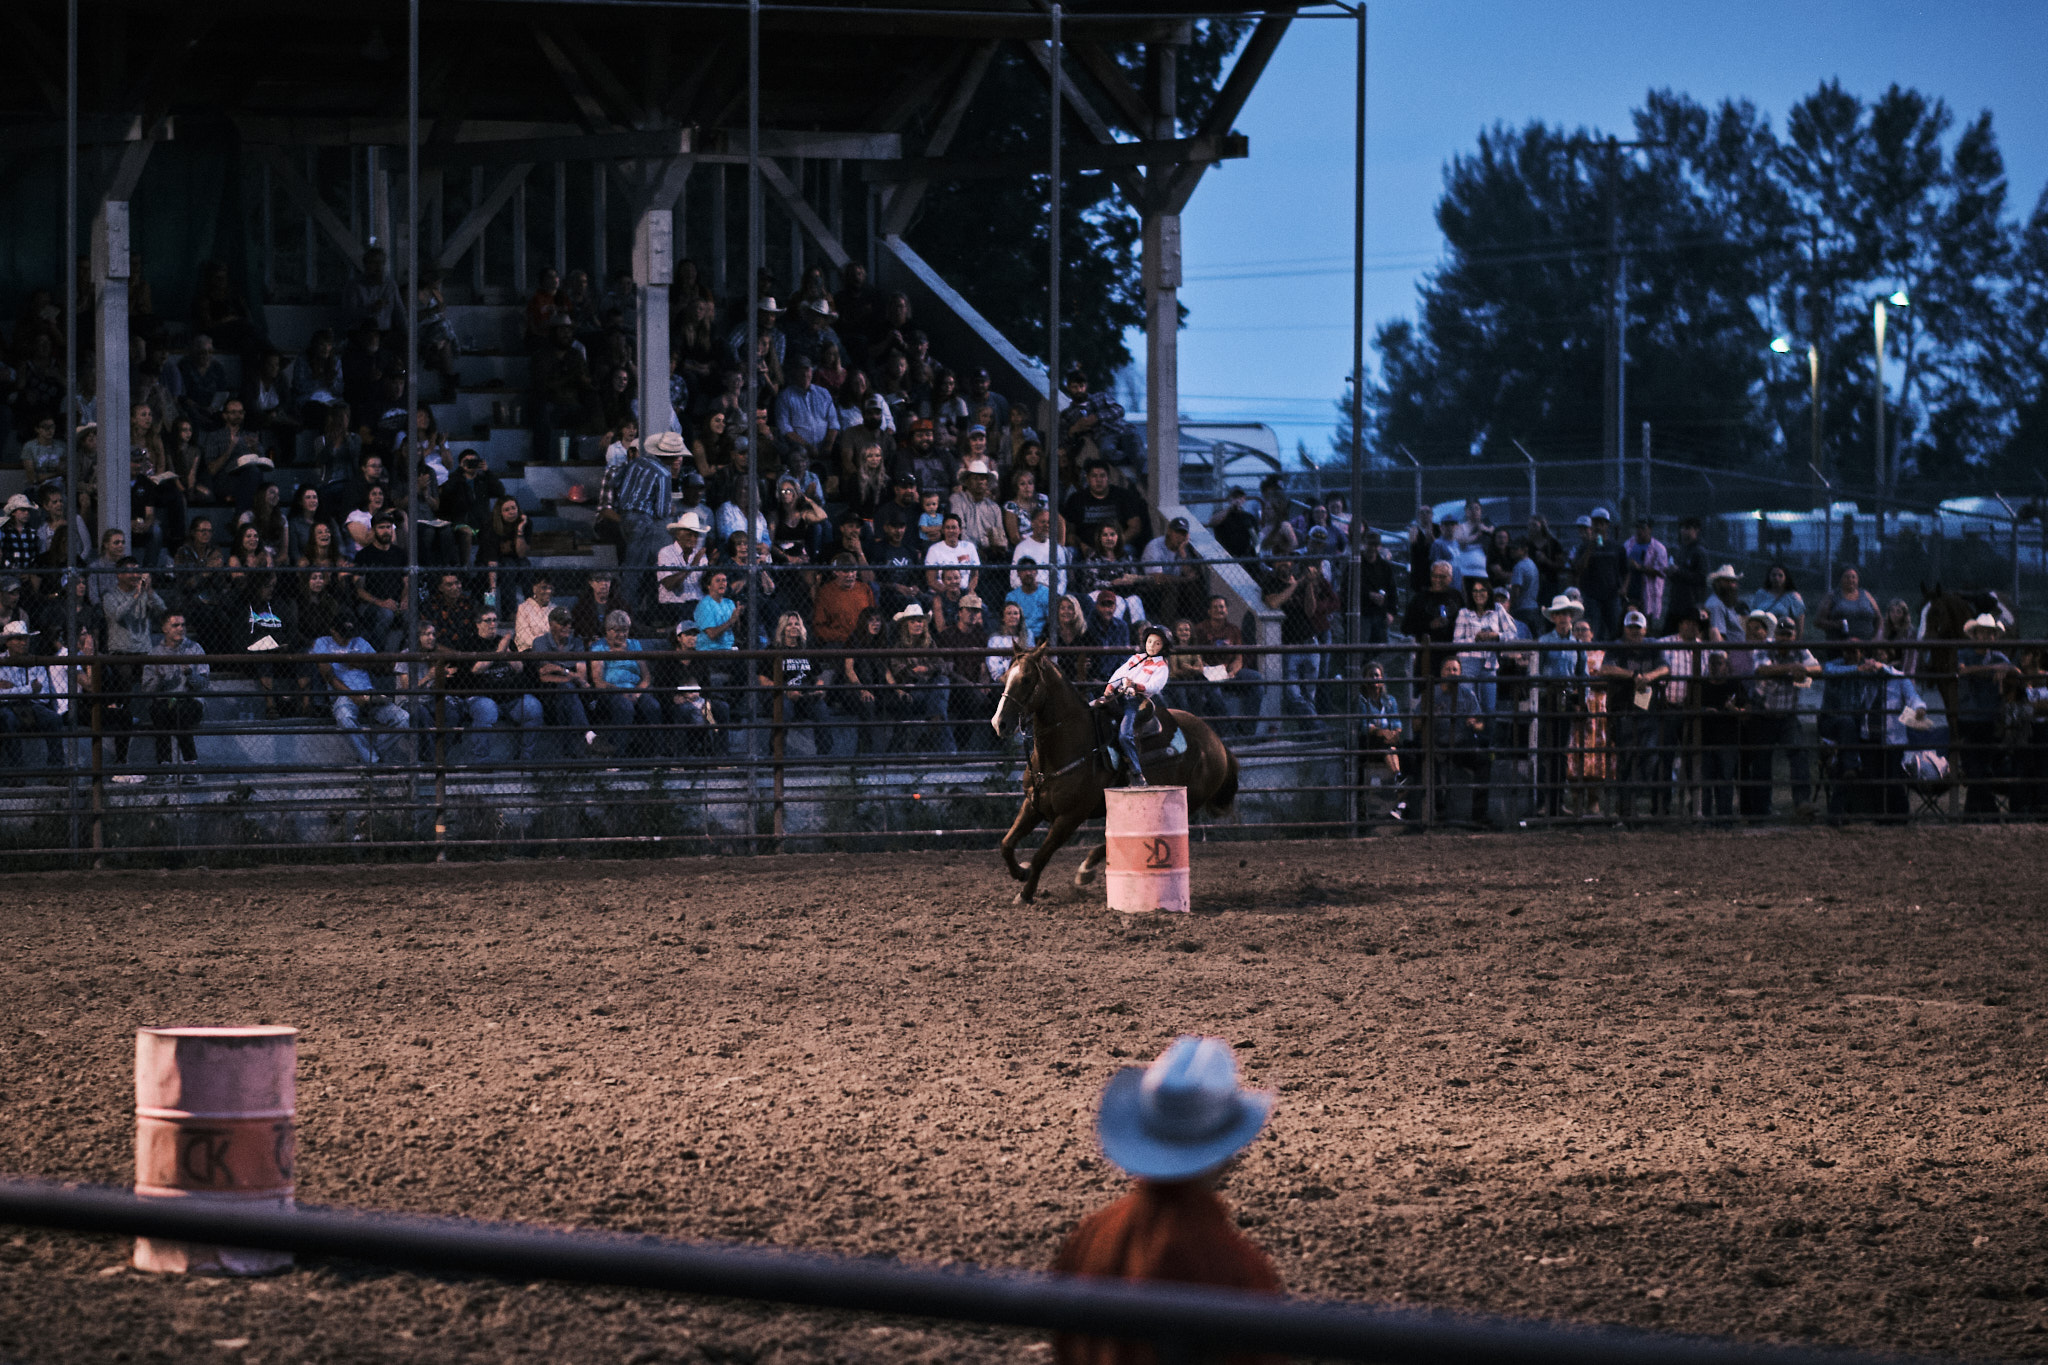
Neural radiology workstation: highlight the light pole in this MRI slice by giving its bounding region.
[1774,334,1825,577]
[1873,288,1908,494]
[1770,335,1822,473]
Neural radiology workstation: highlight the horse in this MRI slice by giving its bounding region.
[990,643,1238,905]
[1918,583,2012,717]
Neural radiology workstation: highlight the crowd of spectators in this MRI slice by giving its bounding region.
[1339,498,2046,827]
[2,255,2042,822]
[0,250,1216,779]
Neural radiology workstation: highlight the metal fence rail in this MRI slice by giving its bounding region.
[2,634,2044,865]
[0,1179,1936,1365]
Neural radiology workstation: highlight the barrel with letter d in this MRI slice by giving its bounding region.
[1105,785,1191,914]
[133,1025,297,1274]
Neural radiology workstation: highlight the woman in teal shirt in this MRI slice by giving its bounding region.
[589,609,661,758]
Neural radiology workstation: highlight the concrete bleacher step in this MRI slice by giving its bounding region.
[454,355,530,389]
[445,305,524,356]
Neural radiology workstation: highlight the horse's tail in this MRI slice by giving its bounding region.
[1205,749,1240,815]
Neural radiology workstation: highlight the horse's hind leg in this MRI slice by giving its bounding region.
[1001,799,1042,883]
[1018,811,1084,905]
[1073,842,1107,888]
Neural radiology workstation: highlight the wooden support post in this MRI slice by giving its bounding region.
[93,203,132,543]
[711,163,727,294]
[553,161,568,276]
[634,208,673,436]
[592,160,608,281]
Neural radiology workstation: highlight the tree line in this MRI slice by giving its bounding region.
[1337,81,2048,493]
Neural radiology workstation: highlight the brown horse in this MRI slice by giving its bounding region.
[990,643,1238,904]
[1918,584,2012,716]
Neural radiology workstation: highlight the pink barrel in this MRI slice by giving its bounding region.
[1104,785,1191,914]
[133,1025,297,1274]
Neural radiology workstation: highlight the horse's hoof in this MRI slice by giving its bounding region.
[1014,890,1033,906]
[1074,866,1100,888]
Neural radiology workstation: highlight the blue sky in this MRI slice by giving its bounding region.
[1152,0,2048,464]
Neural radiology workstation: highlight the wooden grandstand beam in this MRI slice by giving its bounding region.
[256,144,366,270]
[1158,10,1292,214]
[436,163,534,272]
[865,133,1246,185]
[1068,42,1154,137]
[1022,38,1151,212]
[759,159,851,270]
[880,39,998,237]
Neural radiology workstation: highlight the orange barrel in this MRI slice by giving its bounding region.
[1104,785,1191,914]
[133,1025,297,1274]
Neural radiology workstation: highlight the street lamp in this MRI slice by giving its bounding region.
[1770,334,1822,473]
[1873,288,1909,493]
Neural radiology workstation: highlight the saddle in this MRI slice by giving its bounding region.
[1090,696,1185,780]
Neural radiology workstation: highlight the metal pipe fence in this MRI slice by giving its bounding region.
[0,1179,1940,1365]
[2,627,2042,865]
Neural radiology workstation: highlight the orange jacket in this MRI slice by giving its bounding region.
[1052,1180,1282,1365]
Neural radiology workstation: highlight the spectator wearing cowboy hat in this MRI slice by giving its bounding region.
[655,509,710,634]
[1052,1035,1280,1365]
[1956,614,2013,814]
[0,619,66,771]
[1536,594,1586,816]
[618,430,682,616]
[1704,564,1747,641]
[782,296,842,373]
[948,457,1005,552]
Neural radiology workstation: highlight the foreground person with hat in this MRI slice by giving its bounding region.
[1535,595,1586,817]
[1053,1037,1281,1365]
[1956,614,2013,815]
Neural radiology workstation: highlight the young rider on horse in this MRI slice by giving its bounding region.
[1102,623,1171,786]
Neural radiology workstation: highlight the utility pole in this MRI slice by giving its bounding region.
[1602,137,1626,515]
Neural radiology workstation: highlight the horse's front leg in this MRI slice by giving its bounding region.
[1018,811,1085,904]
[1000,797,1042,883]
[1073,842,1107,888]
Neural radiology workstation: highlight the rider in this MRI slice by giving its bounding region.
[1103,623,1171,786]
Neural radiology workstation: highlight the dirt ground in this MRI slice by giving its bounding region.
[2,829,2046,1364]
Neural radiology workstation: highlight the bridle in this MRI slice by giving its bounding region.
[991,652,1043,739]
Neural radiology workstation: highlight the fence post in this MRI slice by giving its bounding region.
[1420,644,1436,828]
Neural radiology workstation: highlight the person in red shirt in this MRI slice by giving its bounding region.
[1052,1035,1281,1365]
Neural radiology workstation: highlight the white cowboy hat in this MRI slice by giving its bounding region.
[1,620,33,637]
[961,458,993,477]
[1096,1036,1275,1182]
[1708,564,1742,583]
[892,603,928,621]
[1544,594,1584,617]
[667,512,704,532]
[1965,613,2004,635]
[3,493,31,514]
[645,430,687,458]
[1744,608,1778,629]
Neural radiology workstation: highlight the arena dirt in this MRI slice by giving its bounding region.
[2,828,2046,1363]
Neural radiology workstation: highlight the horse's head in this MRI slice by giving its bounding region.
[991,642,1052,740]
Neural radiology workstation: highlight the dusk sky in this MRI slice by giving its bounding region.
[1156,0,2048,463]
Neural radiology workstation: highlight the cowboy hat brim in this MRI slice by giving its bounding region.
[1095,1067,1274,1182]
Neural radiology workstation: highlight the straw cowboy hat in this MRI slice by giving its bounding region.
[892,603,928,621]
[1708,564,1742,584]
[1544,594,1584,618]
[645,430,687,458]
[667,510,707,533]
[2,620,35,638]
[1097,1036,1275,1182]
[1745,608,1778,630]
[1965,613,2004,636]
